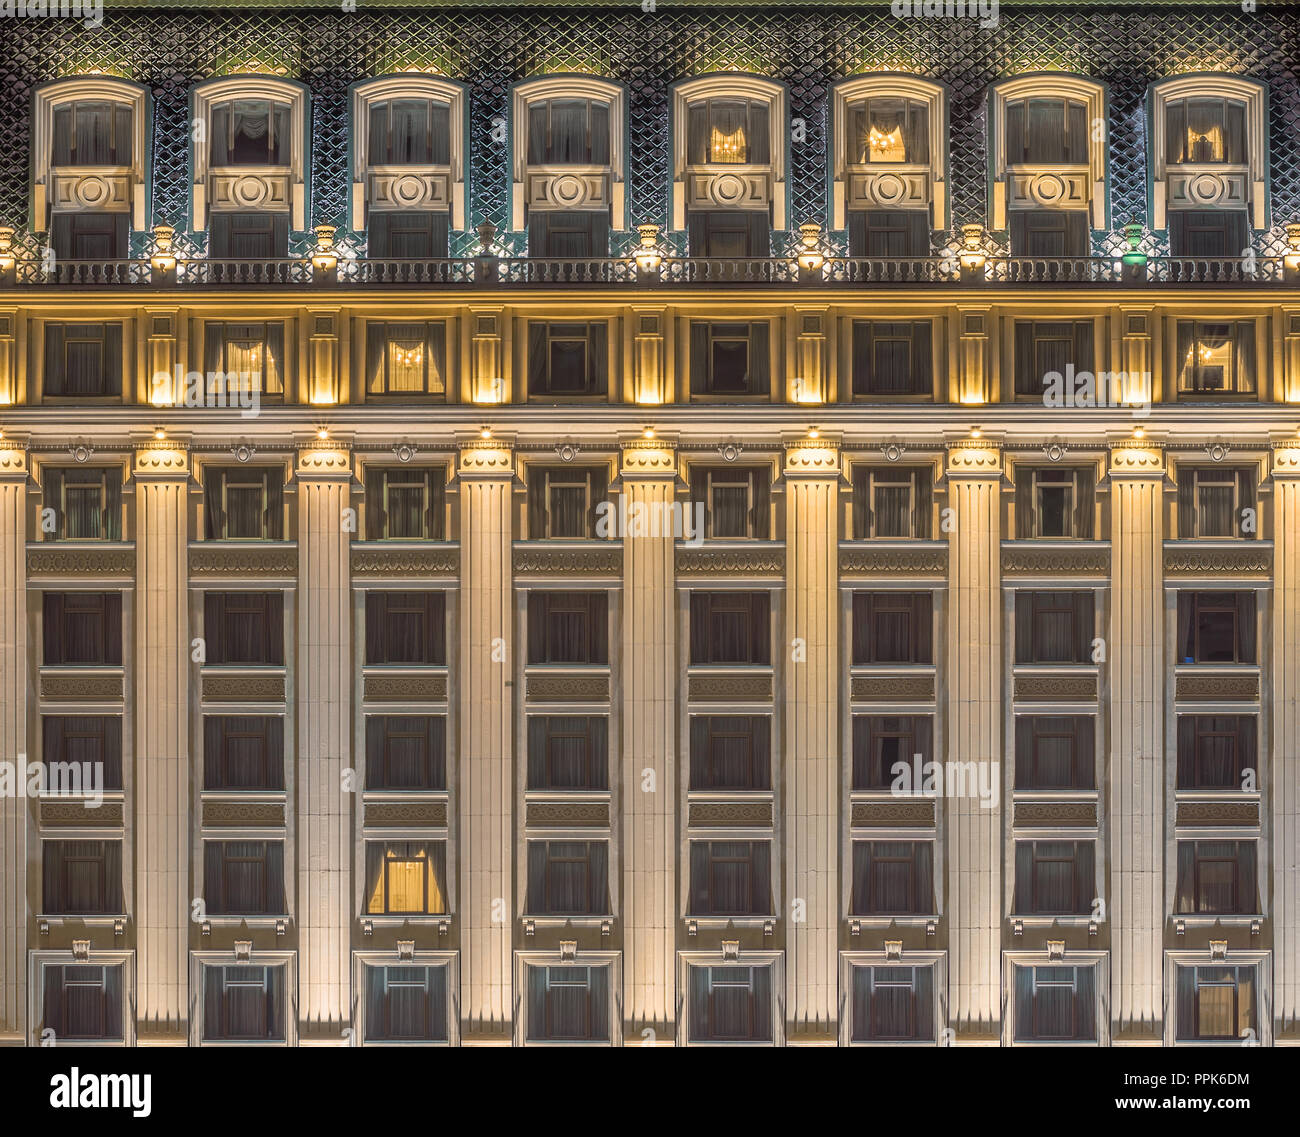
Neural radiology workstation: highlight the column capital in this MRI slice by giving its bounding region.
[619,439,677,478]
[0,440,27,479]
[457,438,514,478]
[133,441,189,478]
[1271,440,1300,477]
[944,439,1003,477]
[783,437,840,477]
[295,442,352,479]
[1107,440,1165,477]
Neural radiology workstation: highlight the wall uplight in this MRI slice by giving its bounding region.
[480,426,493,441]
[633,223,663,275]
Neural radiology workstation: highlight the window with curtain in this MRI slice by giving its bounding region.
[527,592,609,665]
[686,210,771,258]
[202,965,285,1042]
[369,98,451,166]
[525,841,610,916]
[1004,96,1089,165]
[527,98,611,165]
[688,466,770,539]
[526,323,608,397]
[846,209,931,258]
[1013,321,1094,398]
[43,592,122,667]
[203,841,286,915]
[1013,965,1097,1042]
[203,716,285,792]
[850,841,935,916]
[1169,210,1250,258]
[43,323,123,398]
[42,840,123,915]
[203,468,283,541]
[1177,466,1254,539]
[1176,716,1255,791]
[366,716,447,791]
[1013,840,1095,915]
[851,322,933,398]
[1176,591,1255,664]
[526,716,609,791]
[365,322,447,397]
[1165,97,1247,166]
[687,98,771,166]
[850,965,934,1042]
[1014,467,1095,540]
[526,965,610,1042]
[365,467,445,541]
[52,100,133,166]
[1014,716,1095,791]
[364,841,449,915]
[688,965,773,1043]
[528,210,611,258]
[852,715,933,791]
[365,591,447,666]
[369,211,450,259]
[1009,210,1089,257]
[210,99,291,166]
[689,716,771,791]
[688,841,772,917]
[1175,322,1256,395]
[851,592,933,665]
[852,467,933,538]
[1175,965,1256,1042]
[203,592,284,666]
[1175,840,1258,915]
[50,213,129,260]
[203,322,285,395]
[1014,591,1095,664]
[849,97,929,165]
[42,715,124,791]
[41,467,122,541]
[689,592,771,666]
[364,965,449,1042]
[43,964,124,1041]
[689,322,771,396]
[209,212,290,259]
[527,466,607,539]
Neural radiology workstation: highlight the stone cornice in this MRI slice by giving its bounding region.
[294,444,352,478]
[456,441,515,477]
[619,441,678,477]
[944,441,1002,477]
[782,440,841,477]
[1107,441,1165,477]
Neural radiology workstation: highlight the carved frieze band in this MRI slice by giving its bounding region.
[526,802,611,827]
[1014,801,1098,826]
[1163,545,1271,576]
[40,672,123,700]
[189,545,297,576]
[676,547,783,575]
[1014,673,1098,701]
[688,673,773,702]
[688,801,774,826]
[202,801,286,826]
[27,546,135,578]
[850,800,936,826]
[526,673,610,702]
[363,673,449,702]
[851,674,936,701]
[351,545,459,577]
[1175,673,1260,701]
[1176,801,1260,826]
[839,546,946,575]
[364,801,449,826]
[514,545,621,575]
[202,672,286,702]
[1001,546,1110,575]
[41,801,124,826]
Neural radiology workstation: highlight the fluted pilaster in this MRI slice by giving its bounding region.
[0,443,25,1041]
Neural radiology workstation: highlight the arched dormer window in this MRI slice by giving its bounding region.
[32,77,149,260]
[831,76,946,257]
[1150,76,1267,256]
[673,75,786,257]
[511,77,625,258]
[351,74,466,259]
[192,76,309,259]
[990,75,1107,257]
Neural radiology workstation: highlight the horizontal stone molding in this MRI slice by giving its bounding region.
[1014,673,1098,701]
[189,544,297,577]
[526,673,611,702]
[363,673,449,702]
[851,674,936,701]
[1175,672,1259,701]
[1176,801,1260,826]
[1001,545,1109,575]
[351,544,459,577]
[676,546,784,576]
[514,544,621,576]
[1163,544,1271,576]
[40,801,124,826]
[688,672,773,702]
[526,801,611,827]
[202,801,286,826]
[364,801,449,826]
[689,801,774,826]
[850,800,936,826]
[839,545,946,576]
[40,672,123,701]
[1014,801,1098,826]
[201,672,286,702]
[27,545,134,578]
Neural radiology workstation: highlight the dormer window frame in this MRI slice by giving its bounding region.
[191,75,309,235]
[350,74,467,236]
[1149,75,1267,235]
[989,74,1108,236]
[830,75,948,233]
[32,77,150,241]
[672,74,788,234]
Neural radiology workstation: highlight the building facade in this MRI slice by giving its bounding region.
[1,0,1299,1046]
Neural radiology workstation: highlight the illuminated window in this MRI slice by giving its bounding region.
[364,841,448,915]
[1176,965,1256,1041]
[1175,321,1256,396]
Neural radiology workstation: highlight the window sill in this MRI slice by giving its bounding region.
[1009,915,1094,927]
[35,913,127,927]
[848,915,938,928]
[684,916,775,930]
[521,915,614,928]
[359,915,451,928]
[201,915,288,929]
[1173,914,1263,927]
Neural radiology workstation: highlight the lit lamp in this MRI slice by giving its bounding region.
[634,223,663,280]
[1120,216,1148,283]
[311,224,339,281]
[1285,223,1300,284]
[474,219,499,284]
[959,224,986,282]
[150,223,177,283]
[0,226,15,284]
[795,222,825,281]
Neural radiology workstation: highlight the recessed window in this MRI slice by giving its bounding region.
[848,209,931,258]
[1175,965,1256,1042]
[687,965,772,1043]
[42,964,125,1042]
[365,322,446,397]
[529,211,611,259]
[526,965,610,1043]
[526,716,608,792]
[202,965,286,1042]
[365,467,445,541]
[851,592,933,665]
[1014,467,1095,540]
[851,323,933,398]
[364,965,449,1043]
[527,466,608,539]
[689,466,770,539]
[1176,716,1255,791]
[1013,321,1094,399]
[203,716,285,792]
[1014,716,1095,791]
[51,99,133,166]
[851,965,934,1042]
[1175,841,1258,915]
[42,715,123,792]
[852,715,932,792]
[42,840,123,915]
[211,98,291,166]
[203,841,286,915]
[1013,965,1097,1042]
[1165,97,1246,165]
[527,592,608,665]
[370,99,451,166]
[528,98,610,164]
[1176,591,1255,664]
[43,592,122,667]
[689,592,771,666]
[524,841,611,917]
[365,592,447,666]
[850,841,934,916]
[1175,322,1256,396]
[849,97,929,165]
[366,716,447,792]
[688,98,770,165]
[203,468,283,541]
[1013,840,1095,916]
[203,322,285,397]
[688,840,772,917]
[689,323,770,397]
[43,323,123,399]
[204,592,284,666]
[1014,591,1095,665]
[1011,210,1089,257]
[527,323,608,397]
[689,716,771,792]
[1005,96,1090,165]
[369,212,450,259]
[852,467,932,538]
[1177,466,1254,539]
[687,210,771,258]
[51,213,129,260]
[41,467,122,541]
[364,841,449,915]
[1169,210,1249,258]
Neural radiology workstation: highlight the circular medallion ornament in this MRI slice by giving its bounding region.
[1030,173,1068,206]
[1188,173,1226,206]
[391,175,427,207]
[550,175,589,209]
[557,444,577,463]
[232,176,270,208]
[710,174,748,207]
[75,176,112,208]
[394,444,415,463]
[872,173,908,206]
[1044,443,1065,462]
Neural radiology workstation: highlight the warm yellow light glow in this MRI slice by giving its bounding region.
[1133,425,1146,439]
[317,427,330,441]
[643,426,655,440]
[710,125,748,163]
[808,426,821,440]
[154,427,166,441]
[867,123,905,163]
[480,426,492,440]
[970,426,982,439]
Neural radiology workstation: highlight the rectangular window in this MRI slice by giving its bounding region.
[43,323,123,398]
[526,716,608,791]
[43,592,122,666]
[203,841,286,915]
[688,841,772,917]
[1013,964,1097,1042]
[688,965,772,1043]
[203,468,283,541]
[50,213,128,261]
[527,98,610,165]
[365,467,445,541]
[203,717,285,792]
[849,97,930,165]
[689,592,771,666]
[689,466,770,539]
[53,100,133,166]
[1014,591,1095,665]
[202,965,285,1042]
[368,211,450,259]
[851,592,933,665]
[525,841,610,916]
[1175,321,1256,395]
[1014,467,1095,540]
[1175,841,1258,915]
[1005,97,1089,164]
[852,716,933,792]
[1014,716,1095,791]
[527,322,608,397]
[526,965,610,1042]
[1176,716,1256,791]
[527,466,608,540]
[1165,97,1247,165]
[210,99,290,166]
[689,716,771,791]
[42,964,124,1041]
[1013,840,1095,915]
[1176,591,1256,664]
[209,213,289,259]
[1010,210,1089,257]
[42,840,123,915]
[846,209,930,258]
[365,322,446,397]
[527,592,608,665]
[1176,965,1256,1042]
[528,211,610,258]
[204,592,284,666]
[364,841,449,915]
[366,716,447,792]
[364,964,449,1042]
[369,98,451,165]
[852,467,932,538]
[689,322,771,397]
[203,321,285,396]
[42,715,123,792]
[365,592,447,666]
[687,98,770,165]
[41,468,122,541]
[851,322,933,397]
[850,841,935,916]
[851,965,934,1042]
[1169,210,1249,259]
[1177,466,1254,539]
[1013,320,1094,398]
